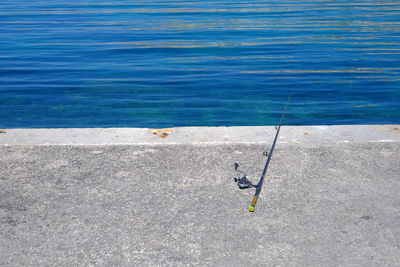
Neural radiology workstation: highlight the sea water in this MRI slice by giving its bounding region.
[1,0,399,128]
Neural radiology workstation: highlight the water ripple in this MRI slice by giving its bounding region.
[0,0,399,127]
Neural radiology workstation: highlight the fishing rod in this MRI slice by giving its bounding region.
[234,95,291,212]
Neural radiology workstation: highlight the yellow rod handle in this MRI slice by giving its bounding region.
[249,195,258,212]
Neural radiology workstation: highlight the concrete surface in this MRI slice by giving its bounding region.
[0,126,399,266]
[0,125,399,145]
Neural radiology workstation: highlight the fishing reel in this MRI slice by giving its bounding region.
[233,163,255,189]
[234,175,255,189]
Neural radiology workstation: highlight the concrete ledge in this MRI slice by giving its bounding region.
[1,125,399,265]
[0,125,399,145]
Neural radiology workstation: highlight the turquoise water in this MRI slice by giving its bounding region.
[1,0,399,128]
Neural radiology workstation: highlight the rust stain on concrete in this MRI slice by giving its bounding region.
[375,125,400,135]
[149,128,175,138]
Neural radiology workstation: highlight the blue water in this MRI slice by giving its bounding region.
[1,0,399,128]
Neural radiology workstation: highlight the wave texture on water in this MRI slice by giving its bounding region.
[1,0,399,127]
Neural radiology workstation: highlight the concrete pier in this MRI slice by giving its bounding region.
[0,125,399,266]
